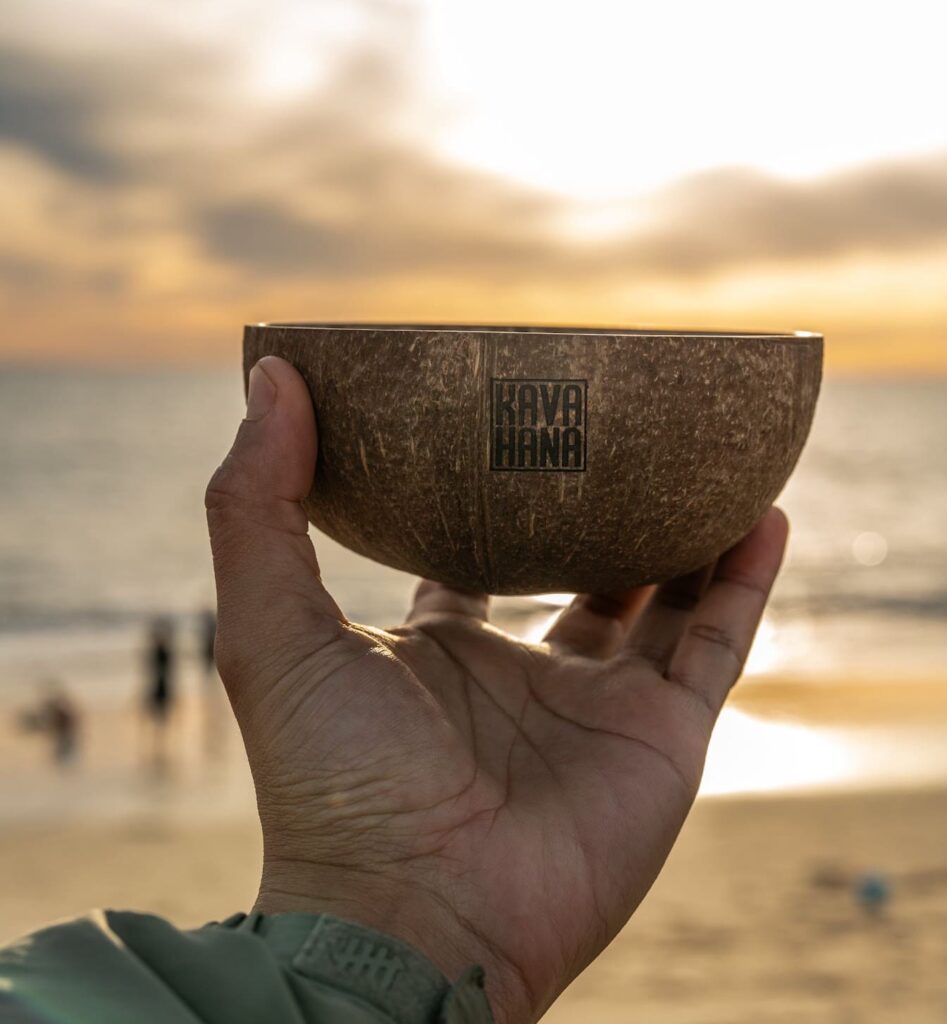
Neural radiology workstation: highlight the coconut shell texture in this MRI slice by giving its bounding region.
[244,325,822,595]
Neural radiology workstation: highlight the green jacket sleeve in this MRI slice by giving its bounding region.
[0,910,494,1024]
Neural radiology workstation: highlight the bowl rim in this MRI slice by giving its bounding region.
[251,322,820,341]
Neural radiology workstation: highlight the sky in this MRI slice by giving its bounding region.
[1,0,945,371]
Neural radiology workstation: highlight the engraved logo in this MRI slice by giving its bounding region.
[491,378,587,471]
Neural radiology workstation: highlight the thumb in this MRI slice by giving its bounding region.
[206,356,344,686]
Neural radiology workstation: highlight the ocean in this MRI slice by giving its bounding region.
[0,366,944,702]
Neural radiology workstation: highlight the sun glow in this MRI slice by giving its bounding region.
[743,617,782,676]
[243,4,371,102]
[700,709,858,795]
[251,45,322,101]
[423,0,947,200]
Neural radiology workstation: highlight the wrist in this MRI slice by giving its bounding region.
[255,857,534,1024]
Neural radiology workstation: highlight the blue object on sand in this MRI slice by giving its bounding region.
[855,871,891,912]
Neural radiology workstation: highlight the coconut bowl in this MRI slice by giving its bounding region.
[243,324,822,594]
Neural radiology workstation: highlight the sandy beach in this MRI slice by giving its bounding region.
[548,784,947,1023]
[2,673,947,1021]
[2,784,946,1022]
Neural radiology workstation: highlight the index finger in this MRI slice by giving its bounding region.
[662,508,789,716]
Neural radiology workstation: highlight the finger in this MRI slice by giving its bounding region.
[621,564,716,671]
[405,580,490,622]
[544,588,653,659]
[664,508,789,716]
[206,356,345,684]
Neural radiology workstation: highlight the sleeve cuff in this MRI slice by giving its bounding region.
[214,911,495,1024]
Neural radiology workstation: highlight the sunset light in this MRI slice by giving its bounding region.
[0,0,944,369]
[425,0,947,197]
[1,5,946,1020]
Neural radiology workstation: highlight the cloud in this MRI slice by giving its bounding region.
[197,200,363,274]
[0,252,131,303]
[0,33,232,185]
[0,4,945,298]
[609,156,947,275]
[187,145,947,282]
[0,44,128,182]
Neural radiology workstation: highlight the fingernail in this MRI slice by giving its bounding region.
[246,362,276,421]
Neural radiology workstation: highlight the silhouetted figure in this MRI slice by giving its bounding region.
[198,608,224,762]
[143,618,176,773]
[199,609,217,678]
[19,682,80,769]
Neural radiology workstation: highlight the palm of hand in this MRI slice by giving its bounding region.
[208,357,787,1024]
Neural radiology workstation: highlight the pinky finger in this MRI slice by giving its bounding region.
[664,508,789,716]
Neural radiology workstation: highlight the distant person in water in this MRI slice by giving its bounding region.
[198,608,224,761]
[143,617,175,772]
[199,609,217,678]
[19,681,79,768]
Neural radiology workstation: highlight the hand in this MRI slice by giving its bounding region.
[206,356,788,1023]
